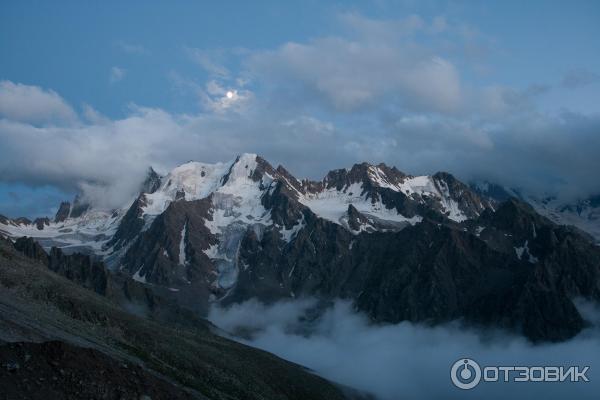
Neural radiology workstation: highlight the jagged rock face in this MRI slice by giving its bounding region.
[10,236,211,329]
[351,221,588,342]
[431,172,493,219]
[13,217,31,225]
[477,200,600,298]
[104,166,171,252]
[260,179,306,229]
[54,201,71,223]
[140,166,162,194]
[472,181,600,243]
[69,194,90,219]
[471,181,516,202]
[346,204,374,232]
[34,217,50,230]
[12,236,108,296]
[13,237,49,265]
[231,210,354,304]
[47,247,109,296]
[106,194,147,251]
[299,163,493,227]
[121,198,217,288]
[229,198,600,341]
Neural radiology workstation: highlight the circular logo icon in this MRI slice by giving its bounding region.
[450,358,482,390]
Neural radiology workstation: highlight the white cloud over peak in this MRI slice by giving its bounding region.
[1,72,599,214]
[0,83,344,209]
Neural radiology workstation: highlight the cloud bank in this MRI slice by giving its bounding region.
[1,12,599,216]
[210,299,600,400]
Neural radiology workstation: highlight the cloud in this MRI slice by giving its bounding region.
[116,41,148,55]
[0,103,192,209]
[561,69,599,89]
[243,12,504,116]
[82,104,110,125]
[109,67,126,84]
[0,81,77,124]
[338,12,426,39]
[373,110,600,199]
[247,36,462,114]
[210,299,600,400]
[0,84,344,210]
[181,47,256,114]
[469,111,600,198]
[185,47,230,77]
[1,76,600,217]
[199,80,254,113]
[431,16,448,34]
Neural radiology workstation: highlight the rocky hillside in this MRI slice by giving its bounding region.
[0,238,361,400]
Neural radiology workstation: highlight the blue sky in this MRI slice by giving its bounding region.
[1,1,599,218]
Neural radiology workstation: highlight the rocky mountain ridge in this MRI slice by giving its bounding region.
[472,181,600,243]
[1,154,599,341]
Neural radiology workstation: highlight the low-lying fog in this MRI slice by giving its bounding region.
[210,298,600,400]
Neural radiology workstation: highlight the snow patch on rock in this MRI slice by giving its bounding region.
[178,222,187,266]
[514,240,538,264]
[299,183,422,229]
[133,266,147,283]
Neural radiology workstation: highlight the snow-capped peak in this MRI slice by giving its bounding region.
[142,161,228,215]
[221,153,260,185]
[141,154,263,217]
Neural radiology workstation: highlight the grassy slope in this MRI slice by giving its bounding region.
[0,240,350,400]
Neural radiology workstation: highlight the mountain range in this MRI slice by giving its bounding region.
[1,153,599,343]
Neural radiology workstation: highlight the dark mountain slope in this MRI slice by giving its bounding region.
[228,197,600,342]
[0,238,356,400]
[0,341,198,400]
